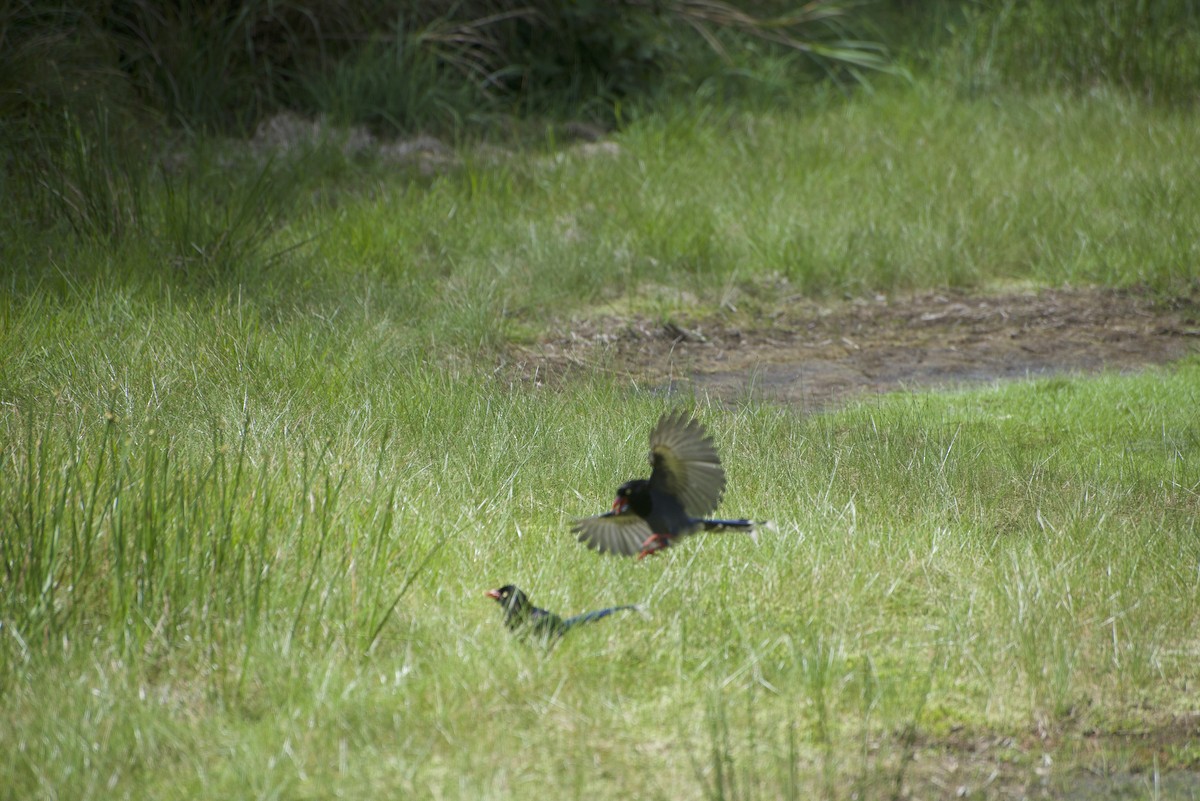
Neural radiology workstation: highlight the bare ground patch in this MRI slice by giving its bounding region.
[510,286,1200,408]
[888,712,1200,800]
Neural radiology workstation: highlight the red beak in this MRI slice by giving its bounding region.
[611,497,628,514]
[485,589,501,600]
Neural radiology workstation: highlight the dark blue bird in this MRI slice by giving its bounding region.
[486,585,640,643]
[572,411,758,558]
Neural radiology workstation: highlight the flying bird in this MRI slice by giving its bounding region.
[572,411,757,558]
[485,585,640,643]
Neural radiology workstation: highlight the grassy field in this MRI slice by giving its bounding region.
[4,354,1199,798]
[4,7,1200,796]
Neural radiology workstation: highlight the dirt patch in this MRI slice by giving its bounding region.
[511,286,1200,409]
[870,712,1200,800]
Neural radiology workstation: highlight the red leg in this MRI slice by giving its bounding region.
[637,533,671,560]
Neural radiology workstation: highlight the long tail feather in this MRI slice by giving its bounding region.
[697,518,759,544]
[698,518,754,530]
[561,604,642,632]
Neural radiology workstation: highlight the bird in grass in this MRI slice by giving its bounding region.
[572,411,757,558]
[485,585,641,643]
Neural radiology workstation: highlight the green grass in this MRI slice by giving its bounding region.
[299,84,1200,326]
[951,0,1200,105]
[3,363,1199,798]
[7,80,1199,329]
[866,0,1200,106]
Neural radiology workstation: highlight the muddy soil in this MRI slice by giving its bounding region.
[512,286,1200,408]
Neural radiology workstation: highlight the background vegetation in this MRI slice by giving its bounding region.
[2,1,1199,799]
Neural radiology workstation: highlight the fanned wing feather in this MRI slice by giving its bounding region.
[572,512,652,556]
[648,411,726,517]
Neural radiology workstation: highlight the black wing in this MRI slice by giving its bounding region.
[572,512,653,557]
[647,411,726,517]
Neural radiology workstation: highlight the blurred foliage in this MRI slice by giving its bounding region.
[6,0,1199,254]
[1,0,888,137]
[963,0,1200,104]
[867,0,1200,105]
[4,0,1196,143]
[0,0,889,247]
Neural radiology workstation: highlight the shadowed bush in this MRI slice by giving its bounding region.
[2,0,890,138]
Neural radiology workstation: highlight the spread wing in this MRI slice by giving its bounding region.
[572,513,653,556]
[647,411,726,517]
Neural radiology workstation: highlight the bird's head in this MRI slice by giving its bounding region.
[612,479,648,514]
[485,584,528,613]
